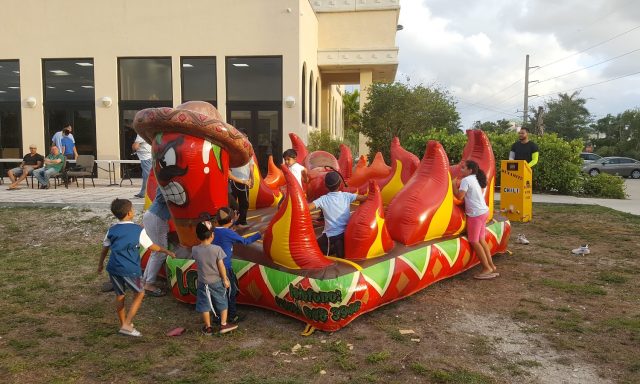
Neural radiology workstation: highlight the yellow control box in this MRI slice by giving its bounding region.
[499,160,532,222]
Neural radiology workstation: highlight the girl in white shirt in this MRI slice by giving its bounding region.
[453,160,498,280]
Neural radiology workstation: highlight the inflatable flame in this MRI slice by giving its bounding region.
[337,144,353,181]
[248,155,282,209]
[386,141,465,245]
[288,132,309,164]
[262,165,334,270]
[344,180,394,260]
[376,137,420,205]
[264,155,285,190]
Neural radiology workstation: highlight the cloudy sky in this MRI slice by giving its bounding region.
[396,0,640,129]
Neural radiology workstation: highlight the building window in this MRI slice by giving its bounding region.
[43,58,96,158]
[119,58,172,101]
[181,57,217,105]
[226,56,283,175]
[309,71,314,128]
[226,57,283,102]
[315,78,319,128]
[301,63,306,124]
[118,57,172,162]
[0,60,22,158]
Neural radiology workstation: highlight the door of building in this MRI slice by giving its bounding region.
[44,102,96,159]
[227,104,281,176]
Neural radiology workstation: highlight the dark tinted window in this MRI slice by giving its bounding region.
[227,57,282,102]
[119,58,172,101]
[43,59,95,101]
[0,60,20,102]
[181,57,217,103]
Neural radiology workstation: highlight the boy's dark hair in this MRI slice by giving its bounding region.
[465,160,487,188]
[110,198,132,220]
[324,171,342,191]
[519,127,529,133]
[62,122,72,129]
[215,206,234,226]
[196,221,213,241]
[282,149,297,159]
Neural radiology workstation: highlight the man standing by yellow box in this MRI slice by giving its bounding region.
[509,127,539,167]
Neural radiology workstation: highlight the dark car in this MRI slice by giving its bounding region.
[582,157,640,179]
[580,152,601,163]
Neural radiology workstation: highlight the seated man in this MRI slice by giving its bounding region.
[7,144,44,190]
[33,145,65,189]
[308,171,366,258]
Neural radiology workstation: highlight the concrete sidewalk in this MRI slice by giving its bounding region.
[0,177,638,216]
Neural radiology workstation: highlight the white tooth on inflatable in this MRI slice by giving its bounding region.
[202,140,212,164]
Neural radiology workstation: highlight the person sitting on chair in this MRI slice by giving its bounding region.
[7,144,44,190]
[33,146,65,189]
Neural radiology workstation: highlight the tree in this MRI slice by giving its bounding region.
[474,119,513,134]
[541,91,592,140]
[359,82,460,160]
[342,90,361,155]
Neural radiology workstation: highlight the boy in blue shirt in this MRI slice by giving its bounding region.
[213,207,261,323]
[97,198,175,337]
[308,171,367,258]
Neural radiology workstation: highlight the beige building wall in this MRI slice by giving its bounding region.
[1,0,303,159]
[1,0,399,162]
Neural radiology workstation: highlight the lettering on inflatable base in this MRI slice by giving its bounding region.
[176,267,198,296]
[274,284,362,323]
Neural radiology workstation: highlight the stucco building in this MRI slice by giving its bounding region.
[0,0,399,172]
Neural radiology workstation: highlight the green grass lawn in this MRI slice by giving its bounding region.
[0,204,639,383]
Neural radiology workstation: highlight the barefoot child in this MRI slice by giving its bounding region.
[452,160,498,280]
[97,198,175,337]
[193,220,238,335]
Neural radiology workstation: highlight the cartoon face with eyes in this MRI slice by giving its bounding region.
[152,132,230,245]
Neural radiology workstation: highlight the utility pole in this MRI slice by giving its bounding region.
[523,54,539,127]
[523,54,530,127]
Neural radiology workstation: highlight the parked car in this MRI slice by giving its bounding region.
[582,157,640,179]
[580,152,602,163]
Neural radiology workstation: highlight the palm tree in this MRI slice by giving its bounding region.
[342,90,361,152]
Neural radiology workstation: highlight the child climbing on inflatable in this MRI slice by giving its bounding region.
[192,220,238,335]
[308,171,367,258]
[213,207,261,323]
[452,160,498,280]
[97,198,175,337]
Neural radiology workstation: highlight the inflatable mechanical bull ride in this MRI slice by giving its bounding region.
[134,101,510,332]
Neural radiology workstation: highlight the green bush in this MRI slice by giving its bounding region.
[405,130,467,164]
[578,174,627,199]
[308,130,349,158]
[528,133,583,194]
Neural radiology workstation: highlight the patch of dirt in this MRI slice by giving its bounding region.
[457,312,610,384]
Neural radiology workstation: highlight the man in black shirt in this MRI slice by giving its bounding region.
[7,144,45,190]
[509,127,539,167]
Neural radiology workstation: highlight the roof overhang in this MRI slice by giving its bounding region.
[318,48,398,84]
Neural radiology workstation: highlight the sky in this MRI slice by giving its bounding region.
[395,0,640,129]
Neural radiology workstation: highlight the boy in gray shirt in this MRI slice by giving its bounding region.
[192,221,238,335]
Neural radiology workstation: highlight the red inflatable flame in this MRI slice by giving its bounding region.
[288,132,309,164]
[375,137,420,204]
[264,155,285,190]
[337,144,353,181]
[262,165,334,270]
[346,152,391,193]
[344,180,394,260]
[386,141,463,245]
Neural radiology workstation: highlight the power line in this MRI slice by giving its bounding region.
[536,48,640,84]
[537,24,640,69]
[534,70,640,98]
